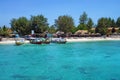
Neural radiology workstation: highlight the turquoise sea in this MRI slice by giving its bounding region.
[0,41,120,80]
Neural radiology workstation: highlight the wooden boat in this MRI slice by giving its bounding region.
[15,41,24,46]
[42,38,50,44]
[30,38,42,44]
[15,39,24,46]
[57,40,66,44]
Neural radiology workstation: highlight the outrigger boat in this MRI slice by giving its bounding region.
[15,41,24,46]
[57,40,66,44]
[57,38,66,44]
[42,40,50,44]
[15,38,24,46]
[41,38,50,44]
[30,38,42,44]
[51,38,66,44]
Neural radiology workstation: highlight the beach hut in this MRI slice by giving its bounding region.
[66,32,72,37]
[107,27,119,33]
[75,30,88,35]
[56,31,64,35]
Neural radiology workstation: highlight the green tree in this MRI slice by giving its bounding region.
[10,17,30,36]
[30,15,49,33]
[96,17,108,35]
[0,27,3,36]
[48,25,56,34]
[116,17,120,27]
[55,15,75,33]
[0,25,10,37]
[106,18,116,27]
[78,12,92,30]
[87,18,94,31]
[10,18,17,31]
[79,12,88,24]
[111,19,116,27]
[77,24,88,30]
[71,26,77,34]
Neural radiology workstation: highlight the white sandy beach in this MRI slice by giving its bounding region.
[0,38,30,44]
[66,37,120,42]
[0,40,30,44]
[0,37,120,44]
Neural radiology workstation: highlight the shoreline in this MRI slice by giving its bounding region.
[0,38,29,44]
[66,37,120,42]
[0,37,120,44]
[0,40,30,44]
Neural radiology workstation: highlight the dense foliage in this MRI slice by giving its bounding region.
[11,17,30,36]
[0,25,11,37]
[0,12,120,37]
[77,12,94,31]
[95,17,117,35]
[48,25,56,34]
[10,15,49,36]
[30,15,49,33]
[55,15,75,33]
[116,17,120,27]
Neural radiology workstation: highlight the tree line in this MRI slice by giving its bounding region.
[1,12,120,37]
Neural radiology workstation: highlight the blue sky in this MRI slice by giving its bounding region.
[0,0,120,27]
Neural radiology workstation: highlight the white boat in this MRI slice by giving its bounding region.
[51,38,66,44]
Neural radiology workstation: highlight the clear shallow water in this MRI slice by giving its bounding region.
[0,41,120,80]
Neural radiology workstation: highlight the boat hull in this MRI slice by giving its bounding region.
[57,41,66,44]
[15,42,24,46]
[30,42,42,44]
[30,39,42,44]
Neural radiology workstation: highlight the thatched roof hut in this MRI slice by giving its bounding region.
[91,27,96,31]
[56,31,64,35]
[75,30,88,35]
[107,27,119,30]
